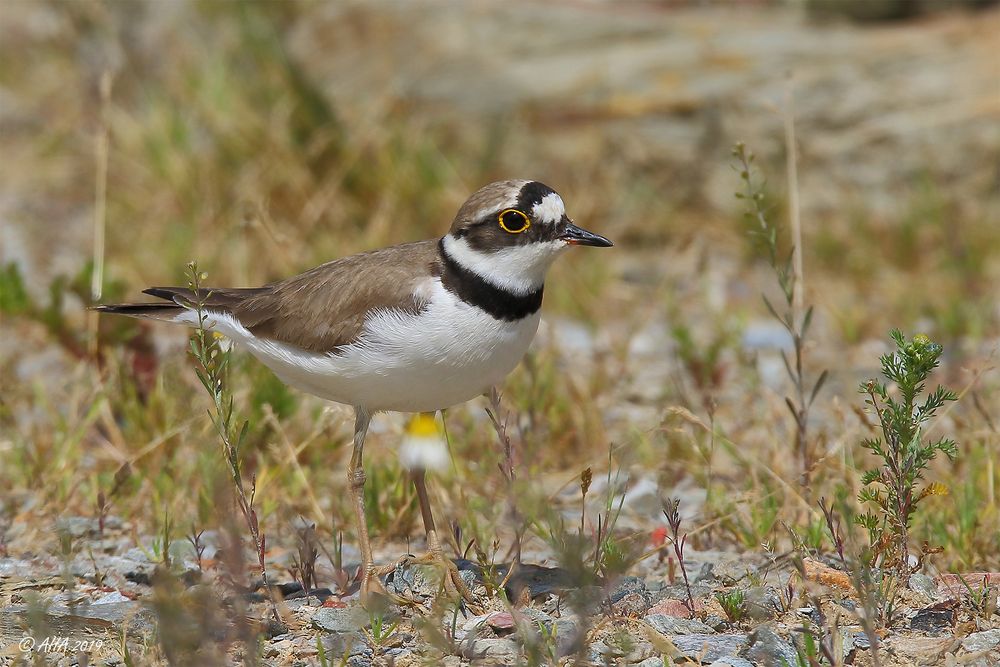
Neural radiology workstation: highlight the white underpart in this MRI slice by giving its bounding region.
[398,434,449,471]
[441,234,566,295]
[532,192,565,224]
[172,279,540,413]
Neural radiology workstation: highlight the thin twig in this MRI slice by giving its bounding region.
[88,70,113,357]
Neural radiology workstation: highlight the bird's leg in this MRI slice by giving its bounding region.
[348,407,389,604]
[410,464,476,603]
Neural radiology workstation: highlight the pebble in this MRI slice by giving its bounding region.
[311,606,368,633]
[588,638,655,664]
[672,634,748,663]
[647,597,704,618]
[463,637,520,664]
[93,590,132,605]
[708,659,755,667]
[744,626,798,667]
[503,563,575,600]
[962,629,1000,653]
[634,658,667,667]
[909,603,956,635]
[612,591,651,617]
[610,575,648,603]
[616,476,663,516]
[553,617,582,657]
[744,586,779,621]
[487,611,516,635]
[320,632,371,661]
[908,572,938,600]
[386,562,441,599]
[646,613,715,636]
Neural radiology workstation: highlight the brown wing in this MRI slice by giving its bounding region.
[232,239,441,353]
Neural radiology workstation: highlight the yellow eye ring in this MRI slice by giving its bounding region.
[498,209,531,234]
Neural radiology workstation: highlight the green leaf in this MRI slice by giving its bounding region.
[0,262,31,315]
[800,305,814,339]
[809,370,829,406]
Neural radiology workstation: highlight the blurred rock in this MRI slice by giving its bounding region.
[645,613,715,635]
[610,575,648,603]
[962,629,1000,653]
[647,596,705,618]
[1,601,154,638]
[909,602,956,635]
[743,626,798,667]
[673,634,748,663]
[311,606,368,633]
[486,611,515,635]
[908,572,938,601]
[708,659,754,667]
[744,586,779,621]
[319,631,371,662]
[384,561,443,599]
[462,637,520,664]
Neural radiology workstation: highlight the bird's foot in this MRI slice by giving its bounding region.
[359,565,410,611]
[384,550,479,608]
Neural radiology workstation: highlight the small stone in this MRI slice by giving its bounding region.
[311,606,368,633]
[655,581,715,600]
[347,654,372,667]
[553,617,582,657]
[456,612,492,643]
[320,632,370,661]
[708,659,754,667]
[646,613,715,636]
[695,562,717,583]
[908,572,937,600]
[94,590,132,605]
[612,591,650,617]
[743,626,797,667]
[601,638,655,663]
[503,563,574,600]
[487,611,516,635]
[634,658,665,667]
[464,637,520,664]
[386,562,441,598]
[56,516,101,538]
[672,634,748,663]
[909,602,956,635]
[962,629,1000,653]
[2,601,154,637]
[610,575,647,603]
[853,632,871,650]
[616,476,662,515]
[517,607,554,629]
[285,596,324,611]
[744,586,779,620]
[647,597,703,618]
[705,614,730,631]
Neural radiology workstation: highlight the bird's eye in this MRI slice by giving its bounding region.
[498,209,530,234]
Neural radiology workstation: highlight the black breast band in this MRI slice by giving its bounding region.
[437,239,543,321]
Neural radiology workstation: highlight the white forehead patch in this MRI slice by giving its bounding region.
[532,193,565,224]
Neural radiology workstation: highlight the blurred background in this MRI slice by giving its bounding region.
[2,0,999,597]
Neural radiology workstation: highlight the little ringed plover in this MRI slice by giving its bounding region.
[96,179,612,602]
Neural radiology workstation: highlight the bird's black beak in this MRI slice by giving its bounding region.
[560,222,613,247]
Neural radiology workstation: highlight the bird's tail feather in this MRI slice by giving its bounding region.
[93,286,261,323]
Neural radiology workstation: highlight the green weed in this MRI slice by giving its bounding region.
[855,330,958,575]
